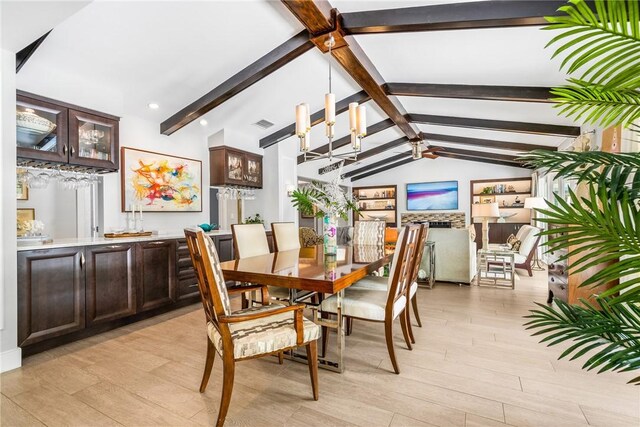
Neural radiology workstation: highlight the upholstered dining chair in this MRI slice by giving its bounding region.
[231,223,290,301]
[354,220,386,246]
[184,228,320,427]
[271,222,301,252]
[320,224,421,374]
[348,224,429,343]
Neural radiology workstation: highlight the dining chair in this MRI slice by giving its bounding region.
[320,224,421,374]
[348,224,429,343]
[354,220,386,246]
[231,223,290,301]
[184,228,320,427]
[271,222,301,252]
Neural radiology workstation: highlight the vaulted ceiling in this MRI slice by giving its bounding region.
[14,0,581,181]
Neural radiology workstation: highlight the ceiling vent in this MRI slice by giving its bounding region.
[253,119,274,129]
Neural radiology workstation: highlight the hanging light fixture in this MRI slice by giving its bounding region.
[411,140,423,159]
[296,34,367,162]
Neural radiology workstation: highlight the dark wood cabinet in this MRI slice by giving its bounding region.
[215,234,235,262]
[473,222,528,250]
[136,240,176,312]
[17,247,85,347]
[85,244,136,325]
[176,238,199,301]
[209,146,263,188]
[16,90,119,172]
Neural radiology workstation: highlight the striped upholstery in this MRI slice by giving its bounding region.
[351,275,418,297]
[354,221,386,246]
[207,305,320,359]
[202,233,231,315]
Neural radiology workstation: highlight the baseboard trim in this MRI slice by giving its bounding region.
[0,347,22,373]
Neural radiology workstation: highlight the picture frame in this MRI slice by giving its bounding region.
[121,147,202,212]
[17,178,29,200]
[227,152,243,181]
[17,208,35,237]
[300,206,317,219]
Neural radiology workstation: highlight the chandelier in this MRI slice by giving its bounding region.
[295,34,367,163]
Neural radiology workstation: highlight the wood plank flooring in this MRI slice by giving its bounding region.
[2,269,639,426]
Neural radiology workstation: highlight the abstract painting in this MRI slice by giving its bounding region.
[121,147,202,212]
[406,181,458,211]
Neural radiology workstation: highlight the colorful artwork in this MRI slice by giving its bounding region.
[121,147,202,212]
[407,181,458,211]
[227,152,243,181]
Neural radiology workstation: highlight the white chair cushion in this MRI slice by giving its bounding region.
[272,223,301,252]
[320,287,406,322]
[514,253,527,264]
[207,305,320,360]
[351,276,418,298]
[233,224,270,258]
[518,226,539,257]
[267,285,291,300]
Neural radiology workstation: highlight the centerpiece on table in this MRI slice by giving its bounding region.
[291,175,359,255]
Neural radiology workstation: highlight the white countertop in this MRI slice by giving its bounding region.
[16,229,233,251]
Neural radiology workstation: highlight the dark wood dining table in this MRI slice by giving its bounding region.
[219,244,393,372]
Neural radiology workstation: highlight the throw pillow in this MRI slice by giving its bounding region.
[506,233,517,245]
[468,224,476,242]
[510,239,522,251]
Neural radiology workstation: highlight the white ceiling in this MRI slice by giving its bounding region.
[15,0,579,175]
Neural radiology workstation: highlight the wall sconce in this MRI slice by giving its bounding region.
[286,184,296,197]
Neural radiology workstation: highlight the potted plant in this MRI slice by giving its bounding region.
[244,214,264,225]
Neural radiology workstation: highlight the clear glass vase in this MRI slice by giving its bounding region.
[323,214,337,255]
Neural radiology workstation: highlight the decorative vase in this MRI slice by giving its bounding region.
[323,214,337,255]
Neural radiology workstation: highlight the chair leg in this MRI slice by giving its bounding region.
[384,319,400,374]
[241,292,248,309]
[306,341,319,400]
[278,352,284,365]
[199,339,216,393]
[405,308,415,345]
[399,310,413,350]
[216,354,235,427]
[411,294,422,328]
[345,317,353,336]
[547,289,554,304]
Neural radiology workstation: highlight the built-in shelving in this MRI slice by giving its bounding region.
[353,185,397,227]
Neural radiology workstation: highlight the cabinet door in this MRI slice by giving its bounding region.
[18,247,85,347]
[16,95,68,163]
[68,109,119,170]
[245,153,262,188]
[136,240,176,312]
[215,235,235,262]
[224,149,246,186]
[85,244,136,325]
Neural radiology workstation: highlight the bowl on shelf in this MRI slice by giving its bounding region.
[367,213,388,220]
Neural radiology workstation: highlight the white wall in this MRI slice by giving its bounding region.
[1,48,20,372]
[353,157,531,225]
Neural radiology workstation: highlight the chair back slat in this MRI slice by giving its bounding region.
[272,222,301,252]
[232,223,270,259]
[184,228,232,323]
[409,224,430,285]
[354,220,386,246]
[387,224,421,308]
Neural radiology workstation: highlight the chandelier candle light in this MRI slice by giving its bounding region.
[296,34,367,162]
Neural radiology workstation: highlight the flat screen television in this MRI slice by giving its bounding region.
[406,181,458,211]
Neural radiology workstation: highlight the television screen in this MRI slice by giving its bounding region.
[406,181,458,210]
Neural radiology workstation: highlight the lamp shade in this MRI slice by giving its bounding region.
[472,202,500,218]
[524,197,547,209]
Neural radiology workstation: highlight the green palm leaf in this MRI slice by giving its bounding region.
[550,79,640,127]
[524,298,640,385]
[545,0,640,90]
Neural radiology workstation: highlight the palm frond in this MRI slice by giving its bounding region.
[545,0,640,90]
[550,79,640,128]
[524,297,640,385]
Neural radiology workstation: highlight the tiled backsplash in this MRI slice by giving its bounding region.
[400,212,466,229]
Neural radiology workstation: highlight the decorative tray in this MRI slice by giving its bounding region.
[104,231,153,238]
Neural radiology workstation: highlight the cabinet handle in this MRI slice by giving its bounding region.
[149,241,166,245]
[188,284,199,288]
[80,253,85,269]
[106,245,123,249]
[63,145,67,155]
[70,146,75,157]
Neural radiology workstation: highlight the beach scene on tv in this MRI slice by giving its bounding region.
[407,181,458,210]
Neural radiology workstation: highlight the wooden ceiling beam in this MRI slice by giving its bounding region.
[160,31,315,136]
[16,30,51,73]
[437,152,529,169]
[340,1,577,34]
[260,91,370,149]
[296,118,394,164]
[385,82,552,103]
[342,151,411,179]
[318,136,409,174]
[409,113,580,137]
[437,146,522,163]
[421,132,555,152]
[351,156,416,181]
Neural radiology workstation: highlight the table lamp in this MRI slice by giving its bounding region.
[524,197,548,270]
[472,202,500,249]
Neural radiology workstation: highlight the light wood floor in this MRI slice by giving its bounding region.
[2,269,639,426]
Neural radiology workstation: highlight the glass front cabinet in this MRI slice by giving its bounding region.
[17,91,119,171]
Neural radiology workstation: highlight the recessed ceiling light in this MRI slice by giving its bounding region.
[148,103,159,109]
[200,119,208,126]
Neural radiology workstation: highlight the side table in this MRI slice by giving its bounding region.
[418,241,436,289]
[477,248,515,289]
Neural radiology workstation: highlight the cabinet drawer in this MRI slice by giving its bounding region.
[177,277,200,300]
